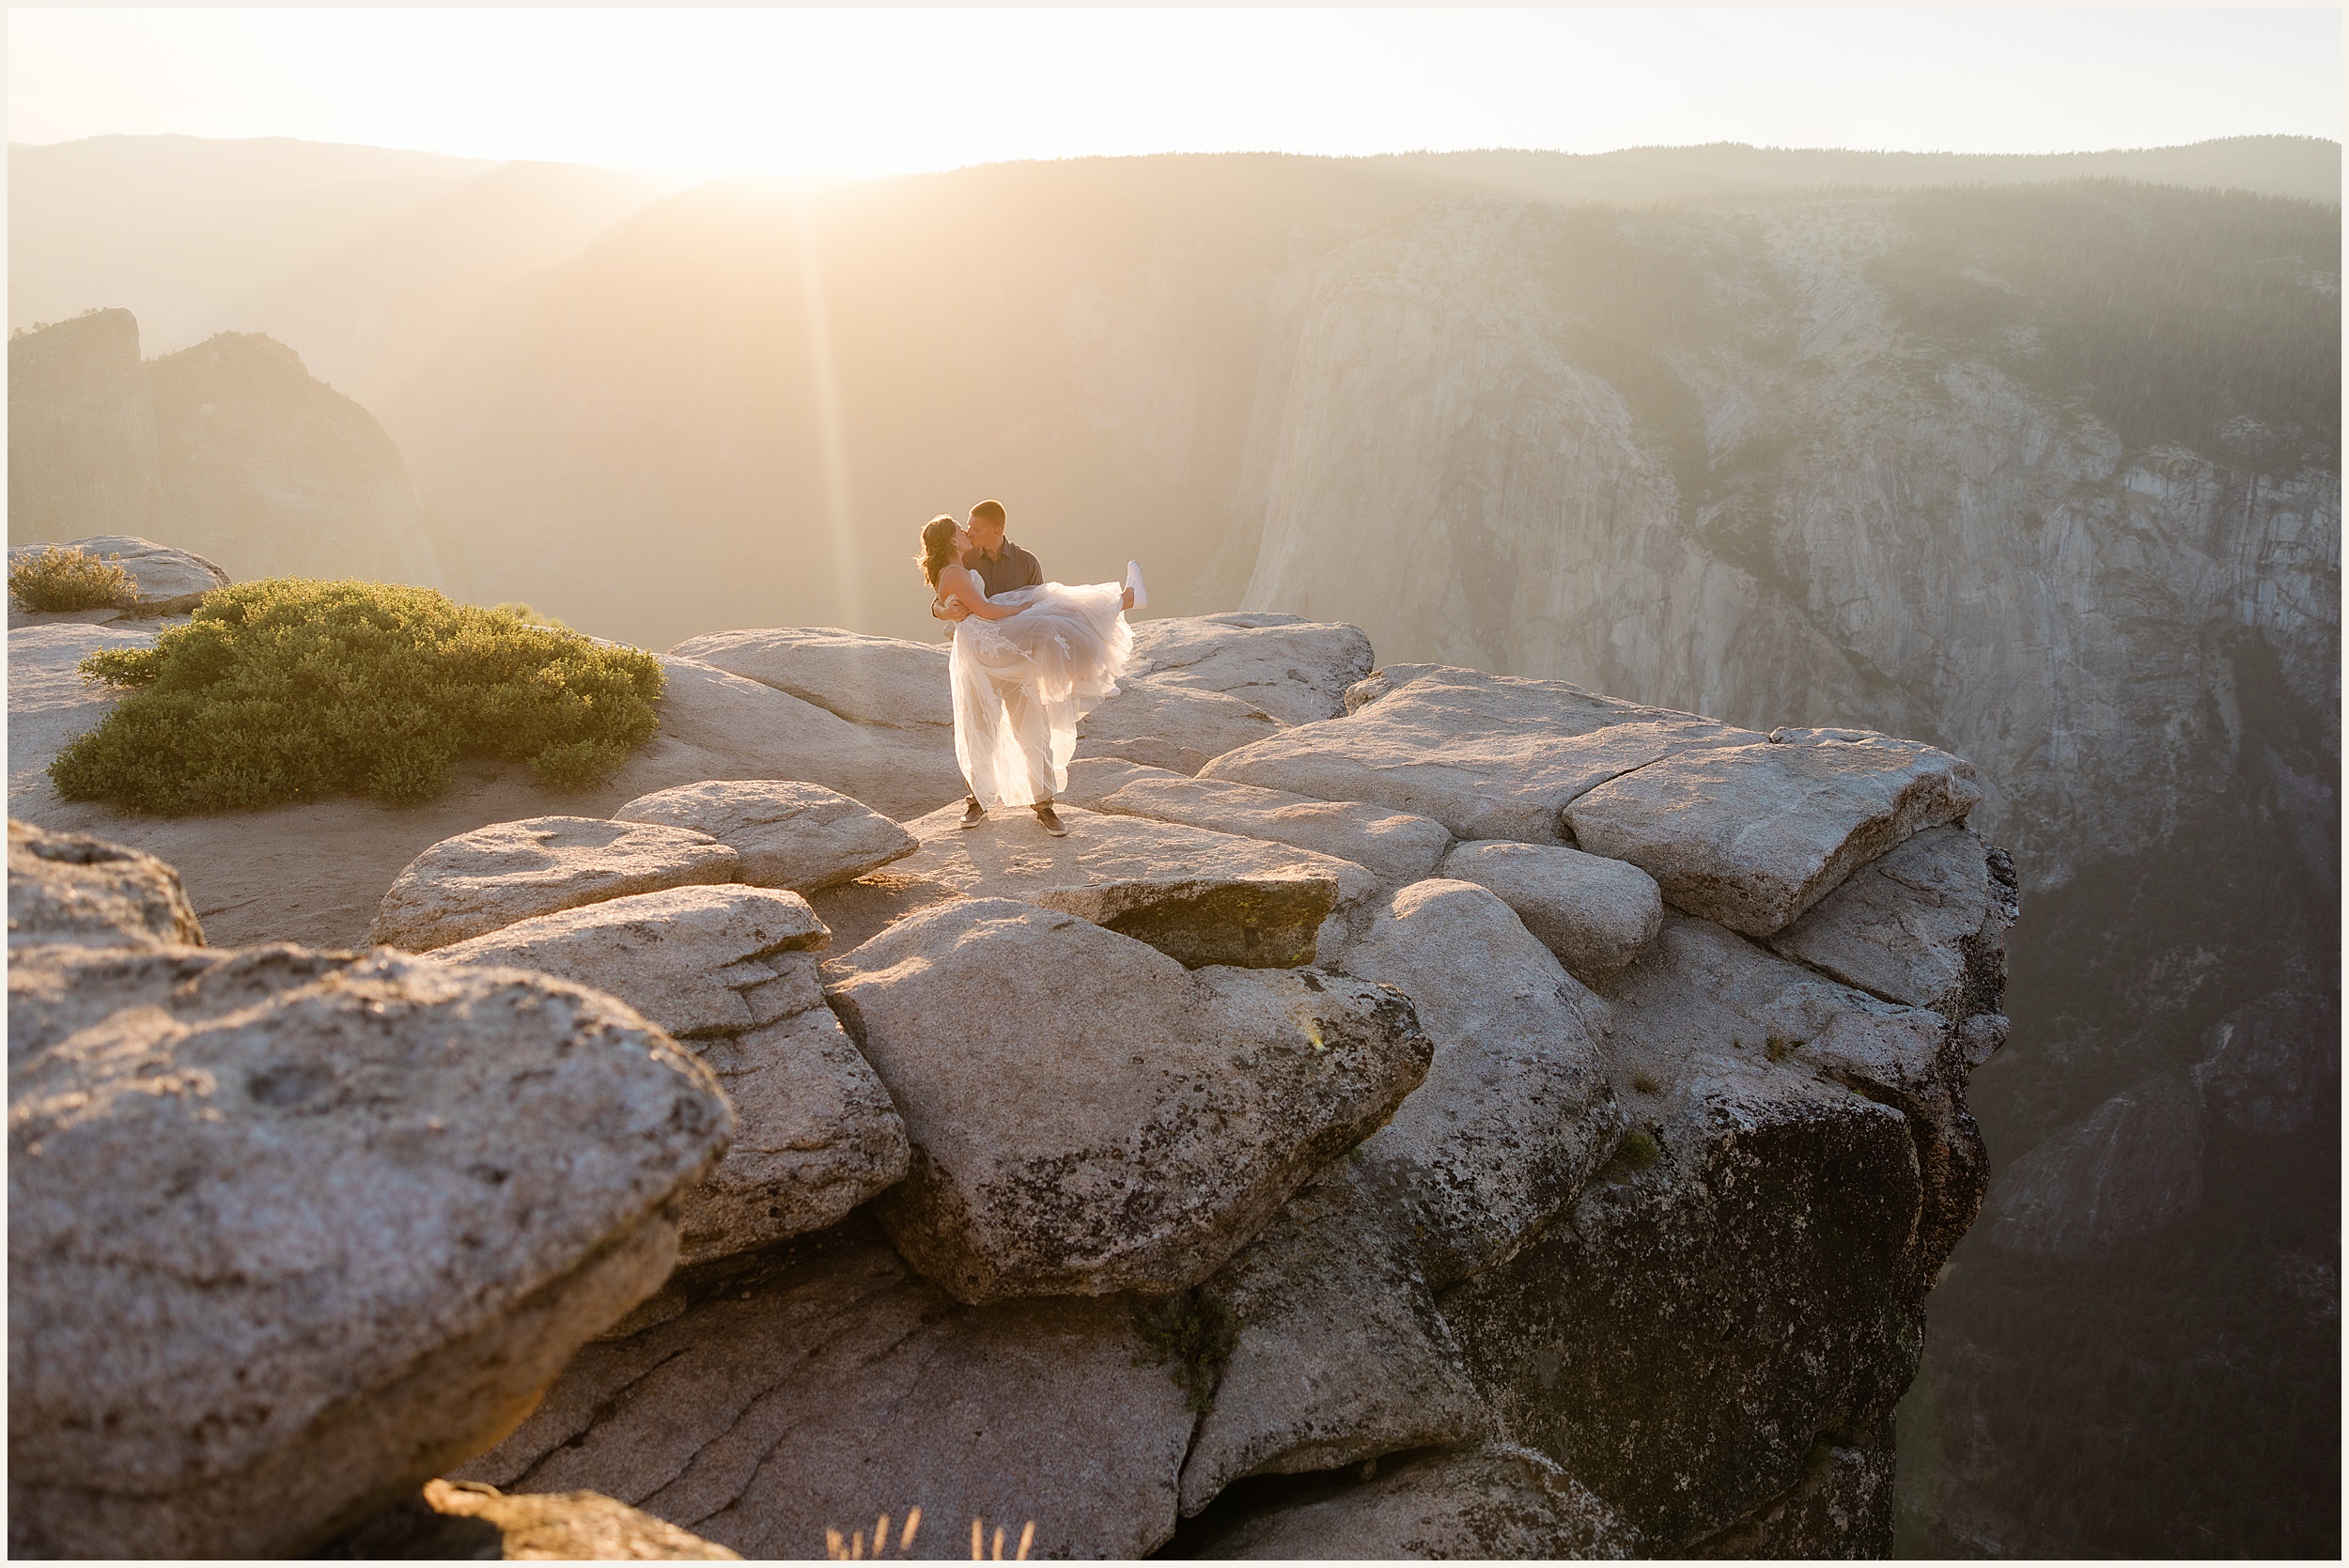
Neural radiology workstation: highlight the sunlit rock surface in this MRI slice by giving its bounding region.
[826,897,1430,1302]
[8,612,2015,1559]
[8,940,729,1558]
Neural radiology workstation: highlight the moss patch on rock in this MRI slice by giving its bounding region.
[1133,1288,1241,1415]
[50,579,663,814]
[1097,878,1336,969]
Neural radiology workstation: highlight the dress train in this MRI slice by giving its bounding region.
[950,581,1134,809]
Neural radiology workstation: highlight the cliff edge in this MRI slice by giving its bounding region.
[8,607,2013,1558]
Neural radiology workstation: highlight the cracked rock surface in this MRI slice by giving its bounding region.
[1767,823,2016,1019]
[1335,877,1623,1288]
[8,942,730,1558]
[430,882,906,1269]
[5,611,2015,1561]
[1097,768,1454,886]
[676,1003,910,1267]
[454,1219,1197,1560]
[894,801,1376,969]
[1201,665,1762,843]
[372,816,740,952]
[1564,734,1983,938]
[825,897,1431,1302]
[1178,1171,1487,1516]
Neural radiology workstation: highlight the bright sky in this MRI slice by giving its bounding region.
[8,7,2341,180]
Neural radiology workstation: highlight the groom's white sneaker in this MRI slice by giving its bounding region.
[1126,560,1147,610]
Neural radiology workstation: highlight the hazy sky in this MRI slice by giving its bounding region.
[8,7,2341,179]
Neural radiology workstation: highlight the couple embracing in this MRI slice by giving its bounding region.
[919,499,1143,837]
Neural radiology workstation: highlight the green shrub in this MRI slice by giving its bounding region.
[491,600,570,632]
[9,546,136,612]
[51,578,664,814]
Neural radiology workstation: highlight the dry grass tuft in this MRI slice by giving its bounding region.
[822,1508,1037,1560]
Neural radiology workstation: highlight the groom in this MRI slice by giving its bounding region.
[933,499,1066,836]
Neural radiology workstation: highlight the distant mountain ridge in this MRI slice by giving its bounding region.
[8,135,682,412]
[9,132,2333,421]
[7,308,459,591]
[1382,134,2341,206]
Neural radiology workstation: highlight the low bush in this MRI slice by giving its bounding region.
[51,579,665,814]
[491,600,570,631]
[9,546,136,612]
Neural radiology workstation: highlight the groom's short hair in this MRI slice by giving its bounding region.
[970,499,1006,528]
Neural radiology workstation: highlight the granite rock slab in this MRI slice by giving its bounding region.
[1335,878,1623,1287]
[9,816,205,950]
[431,884,829,1039]
[824,898,1431,1302]
[1098,771,1454,887]
[1767,825,2015,1019]
[1126,613,1376,726]
[8,943,730,1558]
[1439,838,1662,980]
[371,816,740,952]
[677,1004,910,1266]
[1564,734,1983,939]
[614,779,917,893]
[670,626,953,732]
[1077,679,1287,766]
[1179,1172,1486,1517]
[896,802,1377,970]
[1200,666,1762,844]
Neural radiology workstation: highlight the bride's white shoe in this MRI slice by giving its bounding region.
[1126,560,1147,610]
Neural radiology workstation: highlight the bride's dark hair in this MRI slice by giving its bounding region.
[916,515,959,587]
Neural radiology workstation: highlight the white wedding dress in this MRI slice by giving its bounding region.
[950,580,1135,808]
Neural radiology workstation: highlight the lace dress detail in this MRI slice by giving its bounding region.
[950,581,1134,808]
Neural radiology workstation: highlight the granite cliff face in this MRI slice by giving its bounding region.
[7,310,458,591]
[8,610,2013,1558]
[7,309,167,542]
[1239,195,2338,890]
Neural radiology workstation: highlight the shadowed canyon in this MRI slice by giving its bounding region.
[10,133,2340,1557]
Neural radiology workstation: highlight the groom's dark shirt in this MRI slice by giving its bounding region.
[963,540,1043,598]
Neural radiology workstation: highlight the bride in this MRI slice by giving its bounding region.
[917,515,1140,837]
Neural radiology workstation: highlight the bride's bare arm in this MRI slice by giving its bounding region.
[939,566,1024,620]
